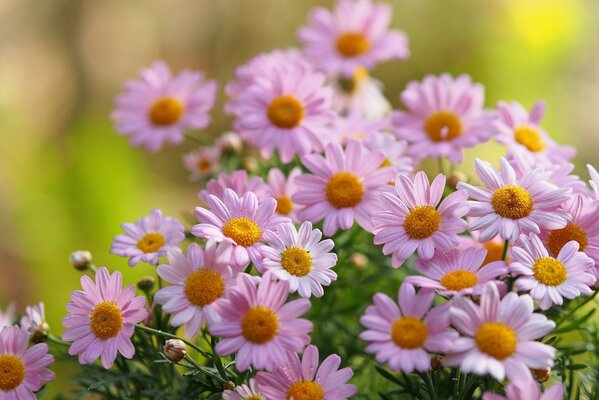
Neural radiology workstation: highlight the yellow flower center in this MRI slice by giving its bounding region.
[222,217,262,247]
[267,95,304,129]
[241,306,279,344]
[325,172,364,209]
[424,111,463,142]
[338,67,369,93]
[336,32,370,57]
[197,158,212,172]
[380,158,392,168]
[391,316,428,349]
[0,355,25,392]
[491,185,533,219]
[404,206,442,240]
[148,97,184,126]
[90,301,123,340]
[276,195,293,215]
[514,126,545,153]
[533,257,567,286]
[137,232,165,254]
[286,380,325,400]
[184,269,225,307]
[440,270,479,291]
[247,396,265,400]
[547,223,588,256]
[483,241,507,265]
[281,247,312,277]
[475,322,517,360]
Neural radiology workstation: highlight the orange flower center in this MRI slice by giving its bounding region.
[336,32,370,57]
[404,206,441,240]
[514,126,545,152]
[547,223,588,256]
[148,97,184,126]
[286,380,325,400]
[424,111,463,142]
[440,270,479,291]
[391,316,428,349]
[267,95,304,129]
[475,322,517,360]
[241,306,279,344]
[491,185,533,219]
[325,172,364,208]
[90,301,123,340]
[137,232,165,253]
[0,355,25,392]
[184,269,225,307]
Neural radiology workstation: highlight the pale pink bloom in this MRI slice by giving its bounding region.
[199,170,271,204]
[298,0,409,76]
[446,283,556,384]
[360,283,457,373]
[256,344,356,399]
[294,140,396,236]
[154,242,237,339]
[588,164,599,200]
[110,209,185,266]
[222,379,265,400]
[19,303,46,339]
[483,381,564,400]
[111,60,217,152]
[0,325,55,399]
[328,113,387,146]
[366,132,414,176]
[373,172,469,268]
[457,158,571,244]
[209,273,312,371]
[510,233,595,310]
[391,74,496,163]
[267,167,303,220]
[260,221,337,298]
[183,146,220,181]
[62,267,149,368]
[0,303,15,328]
[331,69,392,119]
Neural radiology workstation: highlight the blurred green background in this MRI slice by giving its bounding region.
[1,0,598,395]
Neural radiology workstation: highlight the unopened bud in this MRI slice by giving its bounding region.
[430,355,445,370]
[531,367,551,383]
[137,276,156,292]
[350,253,368,268]
[447,172,467,190]
[163,339,187,362]
[216,132,242,154]
[70,250,92,271]
[223,381,235,391]
[241,157,258,172]
[31,321,50,344]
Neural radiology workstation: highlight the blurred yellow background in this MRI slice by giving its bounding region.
[1,0,599,394]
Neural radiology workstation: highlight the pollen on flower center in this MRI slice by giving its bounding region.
[404,206,442,240]
[185,269,225,307]
[149,97,184,126]
[491,185,533,219]
[90,301,123,340]
[483,241,507,265]
[475,322,517,360]
[197,158,212,172]
[424,111,463,142]
[241,306,279,344]
[514,126,545,152]
[547,223,588,256]
[440,270,479,291]
[267,95,304,129]
[137,232,165,254]
[247,396,265,400]
[336,32,370,57]
[286,380,325,400]
[222,217,262,247]
[0,354,25,392]
[391,316,428,349]
[281,247,313,277]
[325,172,364,209]
[533,257,567,286]
[380,158,392,168]
[276,195,293,215]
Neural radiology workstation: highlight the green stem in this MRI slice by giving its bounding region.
[438,158,445,175]
[421,372,437,400]
[183,355,227,383]
[501,240,509,261]
[556,291,599,327]
[135,324,209,358]
[47,334,70,348]
[210,336,228,381]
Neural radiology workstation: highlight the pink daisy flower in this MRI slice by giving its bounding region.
[231,62,334,163]
[260,221,337,298]
[587,164,599,200]
[457,158,572,244]
[0,303,15,329]
[255,344,356,400]
[294,140,396,236]
[483,381,564,400]
[183,146,220,181]
[406,248,508,297]
[199,170,271,204]
[360,283,457,373]
[110,209,185,267]
[495,100,575,164]
[0,325,55,399]
[62,267,149,369]
[366,132,414,176]
[446,283,556,384]
[154,242,237,339]
[332,68,392,119]
[509,233,595,310]
[298,0,409,76]
[111,60,217,152]
[209,273,312,371]
[222,379,265,400]
[391,73,496,163]
[192,189,290,269]
[266,167,302,220]
[372,172,470,268]
[19,302,47,340]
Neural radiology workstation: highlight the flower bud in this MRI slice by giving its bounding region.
[216,131,242,154]
[531,367,551,383]
[137,276,156,292]
[70,250,93,271]
[163,339,187,362]
[31,321,50,344]
[447,171,467,190]
[350,253,368,268]
[430,355,445,370]
[223,381,235,391]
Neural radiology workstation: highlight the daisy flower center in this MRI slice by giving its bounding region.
[440,270,479,291]
[404,206,442,240]
[149,97,184,126]
[0,354,25,392]
[286,380,325,400]
[241,306,279,344]
[223,217,262,247]
[424,111,463,142]
[533,257,567,286]
[90,301,123,340]
[380,158,392,168]
[281,247,313,277]
[276,195,293,215]
[137,232,165,254]
[185,269,225,307]
[514,126,545,152]
[547,223,588,256]
[491,185,533,219]
[325,172,364,209]
[267,95,304,129]
[391,316,429,349]
[197,158,212,172]
[475,322,517,360]
[338,67,368,93]
[483,241,507,265]
[336,32,370,57]
[247,396,265,400]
